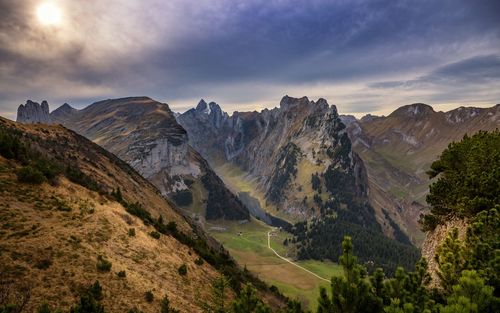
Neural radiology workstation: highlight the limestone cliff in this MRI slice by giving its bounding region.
[179,96,374,225]
[420,218,468,288]
[16,100,52,124]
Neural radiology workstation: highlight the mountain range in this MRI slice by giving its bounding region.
[47,97,249,223]
[341,103,500,243]
[10,96,499,308]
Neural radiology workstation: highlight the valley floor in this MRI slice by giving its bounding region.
[208,218,342,310]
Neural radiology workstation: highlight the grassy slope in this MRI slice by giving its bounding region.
[0,158,219,313]
[209,219,342,310]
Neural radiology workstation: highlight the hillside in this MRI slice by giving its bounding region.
[49,97,249,222]
[0,117,283,312]
[342,103,500,244]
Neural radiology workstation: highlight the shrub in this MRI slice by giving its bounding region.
[128,228,136,237]
[17,166,46,184]
[88,281,103,301]
[96,255,112,272]
[194,257,204,266]
[128,308,142,313]
[32,158,62,181]
[178,264,187,276]
[161,295,180,313]
[34,257,52,270]
[149,231,161,239]
[37,303,53,313]
[66,165,99,192]
[144,290,154,303]
[110,187,123,203]
[166,221,177,233]
[70,281,105,313]
[117,270,126,278]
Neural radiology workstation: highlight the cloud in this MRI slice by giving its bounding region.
[0,0,499,119]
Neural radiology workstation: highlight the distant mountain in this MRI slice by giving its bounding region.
[178,96,419,273]
[0,117,283,312]
[47,97,249,221]
[342,103,500,244]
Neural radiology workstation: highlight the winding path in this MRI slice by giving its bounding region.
[267,231,330,283]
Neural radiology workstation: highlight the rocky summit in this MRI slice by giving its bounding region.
[16,100,52,124]
[179,96,368,219]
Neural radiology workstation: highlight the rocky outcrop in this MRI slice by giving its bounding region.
[16,100,52,124]
[421,218,468,287]
[51,96,249,221]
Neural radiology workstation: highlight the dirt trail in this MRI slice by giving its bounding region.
[267,231,330,282]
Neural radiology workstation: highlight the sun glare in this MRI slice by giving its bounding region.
[36,2,62,26]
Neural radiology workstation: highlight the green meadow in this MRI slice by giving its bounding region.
[208,219,342,310]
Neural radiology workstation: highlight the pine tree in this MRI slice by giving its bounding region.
[435,228,466,294]
[317,236,381,313]
[440,270,497,313]
[202,275,230,313]
[231,284,271,313]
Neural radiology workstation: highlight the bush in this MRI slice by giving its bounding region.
[128,228,136,237]
[178,264,187,276]
[88,281,103,301]
[17,166,46,184]
[117,270,126,278]
[34,257,52,270]
[149,231,161,239]
[70,281,105,313]
[66,165,99,192]
[194,257,204,266]
[96,255,112,272]
[37,303,53,313]
[144,291,154,303]
[161,295,180,313]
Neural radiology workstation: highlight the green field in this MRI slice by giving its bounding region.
[208,218,342,310]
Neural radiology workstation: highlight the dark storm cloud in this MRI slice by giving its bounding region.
[1,0,500,118]
[371,55,500,88]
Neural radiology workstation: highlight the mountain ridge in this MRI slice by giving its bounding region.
[22,97,250,222]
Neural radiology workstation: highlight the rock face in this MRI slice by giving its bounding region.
[51,96,249,221]
[16,100,52,124]
[420,218,468,288]
[178,96,385,226]
[342,103,500,244]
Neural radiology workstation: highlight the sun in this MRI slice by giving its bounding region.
[36,2,62,26]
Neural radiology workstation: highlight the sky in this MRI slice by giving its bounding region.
[1,0,500,119]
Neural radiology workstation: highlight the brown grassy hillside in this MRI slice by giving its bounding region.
[0,117,283,312]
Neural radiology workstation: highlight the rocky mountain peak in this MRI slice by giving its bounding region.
[51,103,77,118]
[279,95,310,111]
[196,99,208,112]
[16,100,52,124]
[390,103,435,118]
[444,106,482,124]
[360,114,380,123]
